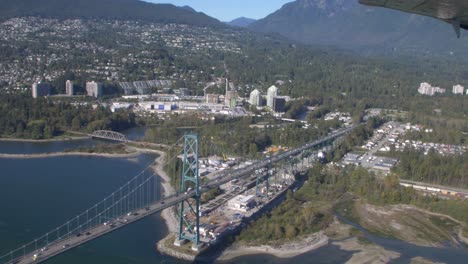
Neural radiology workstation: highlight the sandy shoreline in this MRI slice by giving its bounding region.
[149,149,178,233]
[0,136,88,142]
[0,151,141,159]
[217,232,329,261]
[152,148,201,262]
[332,237,400,264]
[0,144,167,159]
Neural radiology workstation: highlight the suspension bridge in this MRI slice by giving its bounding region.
[0,125,355,264]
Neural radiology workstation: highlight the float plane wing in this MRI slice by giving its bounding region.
[359,0,468,38]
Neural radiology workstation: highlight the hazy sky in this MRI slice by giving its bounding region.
[145,0,292,21]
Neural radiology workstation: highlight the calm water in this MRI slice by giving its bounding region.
[0,139,97,154]
[0,139,467,264]
[123,126,149,141]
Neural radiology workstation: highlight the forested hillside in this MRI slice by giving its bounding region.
[0,0,223,27]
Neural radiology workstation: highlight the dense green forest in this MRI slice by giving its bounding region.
[236,165,468,244]
[393,150,468,188]
[144,113,354,159]
[403,112,467,145]
[0,95,135,139]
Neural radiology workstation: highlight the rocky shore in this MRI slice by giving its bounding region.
[151,150,178,234]
[152,149,200,261]
[0,151,140,159]
[333,237,400,264]
[217,232,329,261]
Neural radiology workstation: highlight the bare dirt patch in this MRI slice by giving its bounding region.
[354,202,463,247]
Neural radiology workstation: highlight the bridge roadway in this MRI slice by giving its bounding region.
[9,125,355,264]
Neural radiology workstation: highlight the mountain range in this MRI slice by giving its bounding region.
[0,0,223,27]
[2,0,468,56]
[248,0,468,56]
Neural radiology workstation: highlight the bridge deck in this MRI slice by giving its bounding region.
[10,194,187,264]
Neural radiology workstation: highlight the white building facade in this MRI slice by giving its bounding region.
[86,81,102,98]
[266,85,278,108]
[66,80,74,96]
[418,82,445,96]
[249,89,261,106]
[452,85,464,95]
[32,82,50,98]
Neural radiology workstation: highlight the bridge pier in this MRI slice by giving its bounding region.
[173,238,188,247]
[191,243,202,252]
[173,239,202,252]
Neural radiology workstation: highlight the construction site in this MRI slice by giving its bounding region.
[196,167,294,246]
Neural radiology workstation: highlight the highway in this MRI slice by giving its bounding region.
[203,125,355,190]
[6,125,355,264]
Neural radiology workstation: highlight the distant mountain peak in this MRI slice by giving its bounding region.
[289,0,352,11]
[227,17,256,27]
[248,0,467,55]
[180,5,196,13]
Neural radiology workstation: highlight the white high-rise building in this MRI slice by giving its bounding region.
[452,85,464,95]
[418,82,445,96]
[266,85,278,108]
[249,89,261,106]
[32,82,50,98]
[86,81,102,98]
[418,82,434,96]
[66,80,74,96]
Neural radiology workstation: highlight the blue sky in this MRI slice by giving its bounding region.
[145,0,293,21]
